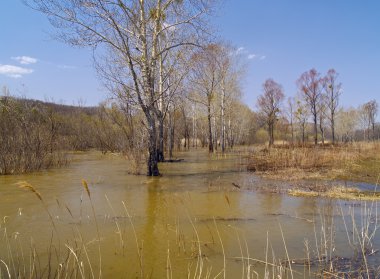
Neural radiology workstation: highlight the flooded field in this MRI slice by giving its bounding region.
[1,150,379,278]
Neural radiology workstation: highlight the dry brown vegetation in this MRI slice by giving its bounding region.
[0,96,148,175]
[0,97,69,174]
[247,142,380,184]
[289,186,380,201]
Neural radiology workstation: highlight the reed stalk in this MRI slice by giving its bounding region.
[81,179,102,278]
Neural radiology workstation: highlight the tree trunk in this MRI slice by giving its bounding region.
[313,110,318,145]
[319,117,325,145]
[207,99,213,153]
[157,116,165,162]
[177,135,181,151]
[302,123,306,144]
[167,110,174,159]
[187,134,190,150]
[167,112,171,158]
[221,86,226,152]
[331,112,335,144]
[268,122,274,147]
[182,106,188,149]
[213,115,217,151]
[320,125,325,145]
[157,53,165,162]
[290,117,294,145]
[147,115,160,176]
[367,125,371,141]
[228,118,233,149]
[192,104,196,148]
[170,119,175,158]
[372,122,376,141]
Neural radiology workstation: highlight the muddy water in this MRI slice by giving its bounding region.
[1,150,379,278]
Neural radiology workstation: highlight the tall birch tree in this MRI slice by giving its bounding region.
[27,0,213,176]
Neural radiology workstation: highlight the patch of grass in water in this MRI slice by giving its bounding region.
[289,185,380,201]
[336,158,380,184]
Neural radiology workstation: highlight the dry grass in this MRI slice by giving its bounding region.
[288,186,380,201]
[247,142,380,183]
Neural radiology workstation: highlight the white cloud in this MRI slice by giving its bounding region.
[0,64,34,78]
[12,56,38,65]
[235,47,265,61]
[57,64,76,70]
[236,47,245,53]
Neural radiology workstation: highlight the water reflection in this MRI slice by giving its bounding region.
[259,193,282,215]
[142,179,162,275]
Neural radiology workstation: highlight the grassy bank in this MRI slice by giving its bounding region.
[247,142,380,184]
[246,142,380,201]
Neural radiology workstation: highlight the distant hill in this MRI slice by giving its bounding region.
[0,96,99,115]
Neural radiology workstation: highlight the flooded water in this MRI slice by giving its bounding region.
[1,150,379,278]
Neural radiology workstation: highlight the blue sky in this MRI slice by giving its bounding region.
[0,0,101,105]
[1,0,380,109]
[214,1,380,110]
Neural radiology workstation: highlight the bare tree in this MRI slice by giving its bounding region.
[257,79,284,147]
[26,0,213,176]
[317,94,328,145]
[219,55,229,153]
[297,69,324,145]
[323,69,342,144]
[189,44,224,153]
[218,47,244,152]
[286,97,296,144]
[358,104,371,141]
[295,99,309,144]
[363,100,378,141]
[156,48,192,161]
[227,101,254,146]
[336,107,359,142]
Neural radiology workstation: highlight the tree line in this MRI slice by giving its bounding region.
[1,71,378,175]
[256,68,379,147]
